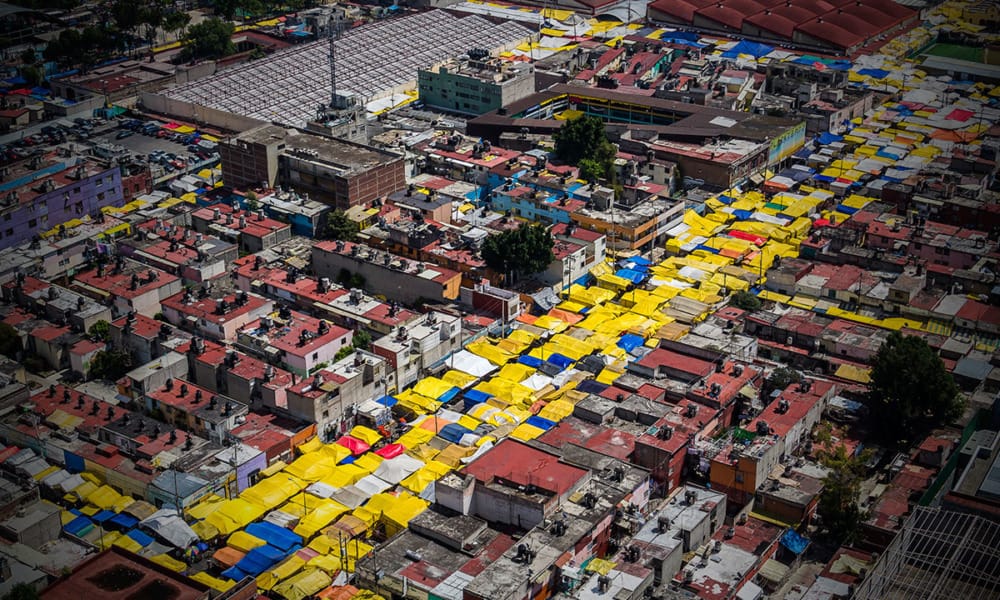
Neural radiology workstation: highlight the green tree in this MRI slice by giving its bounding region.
[868,332,963,445]
[352,329,371,351]
[730,290,761,311]
[182,17,235,60]
[553,115,616,179]
[0,322,22,360]
[816,444,871,543]
[334,345,353,361]
[578,158,604,182]
[19,47,36,65]
[3,583,40,600]
[481,223,554,282]
[89,350,132,380]
[245,191,259,212]
[163,11,192,41]
[336,268,365,290]
[20,65,43,87]
[88,320,111,343]
[111,0,143,33]
[326,210,357,241]
[766,366,802,395]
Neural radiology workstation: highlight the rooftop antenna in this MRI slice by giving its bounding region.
[328,20,346,111]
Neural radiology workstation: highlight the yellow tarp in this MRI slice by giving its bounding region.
[835,363,871,384]
[207,498,267,535]
[191,572,235,593]
[294,499,349,540]
[509,423,545,441]
[228,530,266,552]
[284,450,342,482]
[257,555,306,591]
[87,485,122,510]
[273,567,333,600]
[192,519,219,541]
[320,464,368,488]
[242,475,305,509]
[411,378,455,402]
[348,425,382,446]
[150,554,187,573]
[395,427,435,449]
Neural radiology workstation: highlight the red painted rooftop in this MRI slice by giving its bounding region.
[463,438,587,496]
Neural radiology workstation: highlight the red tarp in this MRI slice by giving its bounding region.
[334,436,370,456]
[727,229,766,246]
[945,108,974,122]
[374,443,405,459]
[813,218,831,227]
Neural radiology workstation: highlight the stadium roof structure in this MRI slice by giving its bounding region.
[161,10,529,127]
[852,507,1000,600]
[647,0,914,53]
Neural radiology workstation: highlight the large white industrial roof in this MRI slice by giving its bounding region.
[163,10,529,127]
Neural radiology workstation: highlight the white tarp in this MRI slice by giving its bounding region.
[521,373,554,391]
[41,469,71,488]
[446,350,497,378]
[141,509,198,548]
[55,472,84,493]
[372,455,424,485]
[264,510,300,529]
[305,482,337,499]
[353,475,393,496]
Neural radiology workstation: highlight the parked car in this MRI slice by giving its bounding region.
[116,130,133,140]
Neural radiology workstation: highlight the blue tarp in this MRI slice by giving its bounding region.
[518,355,544,369]
[835,204,859,215]
[721,40,774,59]
[629,256,652,266]
[547,353,574,370]
[813,174,836,183]
[91,510,116,524]
[64,516,92,536]
[107,513,139,530]
[576,379,608,395]
[876,148,901,160]
[695,245,719,254]
[4,76,25,85]
[857,68,889,79]
[817,132,844,145]
[232,544,289,576]
[126,528,155,547]
[615,269,646,284]
[221,566,249,581]
[781,528,809,554]
[463,389,492,411]
[245,522,302,552]
[339,455,356,465]
[732,209,753,220]
[438,423,473,444]
[617,334,645,353]
[377,395,398,407]
[525,416,556,431]
[437,386,461,403]
[717,194,735,205]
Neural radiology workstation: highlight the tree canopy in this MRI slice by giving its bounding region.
[326,210,358,242]
[352,330,371,351]
[182,17,235,61]
[729,290,761,311]
[868,332,963,445]
[2,583,40,600]
[0,322,22,360]
[89,349,132,381]
[816,443,871,543]
[88,320,111,343]
[766,366,801,396]
[553,116,616,181]
[481,223,554,282]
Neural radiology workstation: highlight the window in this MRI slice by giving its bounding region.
[735,472,744,483]
[3,214,9,221]
[27,219,36,228]
[322,409,329,418]
[96,192,105,202]
[312,352,319,360]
